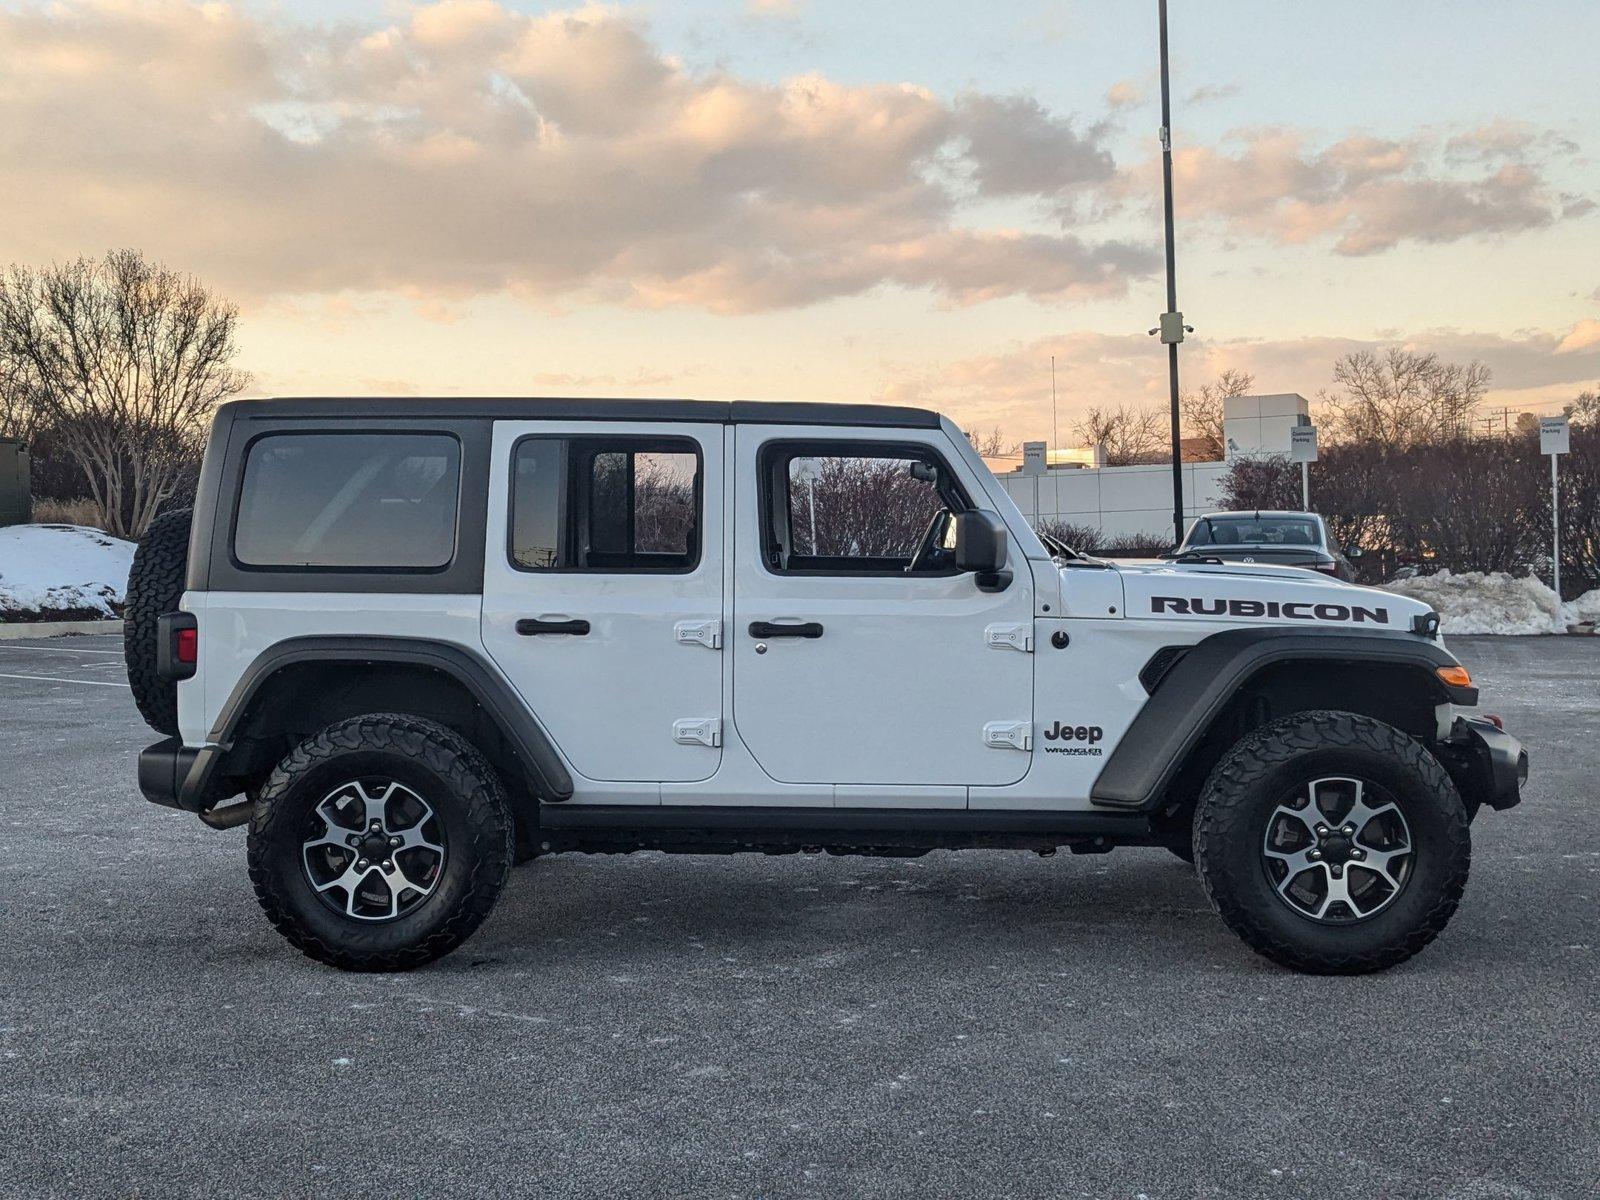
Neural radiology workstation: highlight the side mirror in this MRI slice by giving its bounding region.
[1345,546,1364,560]
[953,510,1009,590]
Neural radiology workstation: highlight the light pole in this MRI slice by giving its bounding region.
[1151,0,1191,544]
[1051,355,1059,457]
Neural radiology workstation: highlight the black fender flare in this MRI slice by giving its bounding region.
[1089,628,1474,812]
[177,635,574,810]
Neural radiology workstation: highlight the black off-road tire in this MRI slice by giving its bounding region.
[1195,710,1470,975]
[123,507,192,735]
[247,714,514,971]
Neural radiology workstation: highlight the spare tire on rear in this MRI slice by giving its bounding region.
[124,508,193,735]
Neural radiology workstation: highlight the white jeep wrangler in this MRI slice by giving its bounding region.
[127,398,1526,973]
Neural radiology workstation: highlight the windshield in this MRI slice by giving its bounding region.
[1186,516,1321,548]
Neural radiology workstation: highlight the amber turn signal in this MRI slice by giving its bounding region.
[1436,665,1473,689]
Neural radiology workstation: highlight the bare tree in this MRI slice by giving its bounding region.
[1219,453,1300,512]
[0,355,45,442]
[631,452,697,553]
[1320,348,1487,447]
[1181,368,1254,460]
[791,456,943,558]
[0,250,248,538]
[963,427,1019,457]
[1566,387,1600,428]
[1036,519,1103,554]
[1073,404,1165,465]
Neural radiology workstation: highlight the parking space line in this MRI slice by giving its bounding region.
[0,645,124,655]
[0,671,126,688]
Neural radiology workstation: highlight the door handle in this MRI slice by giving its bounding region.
[516,618,591,636]
[748,621,824,639]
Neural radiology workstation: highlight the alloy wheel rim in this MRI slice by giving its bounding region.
[1261,775,1413,924]
[301,779,446,922]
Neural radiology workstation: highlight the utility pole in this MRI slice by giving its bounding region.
[1050,356,1059,459]
[1151,0,1191,544]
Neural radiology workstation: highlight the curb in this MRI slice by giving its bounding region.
[0,619,123,640]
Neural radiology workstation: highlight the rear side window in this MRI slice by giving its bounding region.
[510,437,700,572]
[234,433,461,569]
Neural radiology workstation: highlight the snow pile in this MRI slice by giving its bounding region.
[1380,569,1600,635]
[1565,588,1600,628]
[0,524,136,619]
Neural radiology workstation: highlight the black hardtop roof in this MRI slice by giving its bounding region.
[219,396,941,429]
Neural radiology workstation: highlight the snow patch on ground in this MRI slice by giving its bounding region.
[1380,569,1600,635]
[0,524,136,619]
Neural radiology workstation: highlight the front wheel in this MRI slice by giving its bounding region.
[247,714,514,971]
[1195,711,1470,974]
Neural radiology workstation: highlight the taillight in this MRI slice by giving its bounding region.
[157,612,198,681]
[1313,562,1339,573]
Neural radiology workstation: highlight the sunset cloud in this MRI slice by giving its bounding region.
[1104,80,1144,110]
[0,0,1149,312]
[1555,319,1600,354]
[1117,126,1578,256]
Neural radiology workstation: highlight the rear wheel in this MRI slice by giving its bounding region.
[1195,710,1470,974]
[123,507,192,735]
[247,714,514,971]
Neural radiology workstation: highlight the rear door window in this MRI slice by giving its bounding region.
[510,437,700,572]
[233,432,461,569]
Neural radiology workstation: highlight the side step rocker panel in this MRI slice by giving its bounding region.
[538,804,1155,855]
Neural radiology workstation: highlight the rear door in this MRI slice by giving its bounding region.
[730,425,1034,790]
[481,422,724,785]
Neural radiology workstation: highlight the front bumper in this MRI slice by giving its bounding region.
[1436,716,1529,813]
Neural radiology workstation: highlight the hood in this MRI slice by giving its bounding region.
[1105,559,1432,633]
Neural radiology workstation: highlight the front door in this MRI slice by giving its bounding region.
[731,426,1034,789]
[481,421,724,784]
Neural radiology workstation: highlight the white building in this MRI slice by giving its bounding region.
[993,393,1310,541]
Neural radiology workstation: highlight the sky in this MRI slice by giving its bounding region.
[1,0,1596,444]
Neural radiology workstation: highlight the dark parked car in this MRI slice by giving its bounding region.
[1162,510,1361,580]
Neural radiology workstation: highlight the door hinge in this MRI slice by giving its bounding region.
[984,622,1033,652]
[983,721,1032,751]
[674,619,722,650]
[673,718,722,748]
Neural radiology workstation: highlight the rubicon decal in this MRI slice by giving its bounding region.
[1151,596,1390,624]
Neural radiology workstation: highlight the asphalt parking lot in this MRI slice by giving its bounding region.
[0,633,1595,1199]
